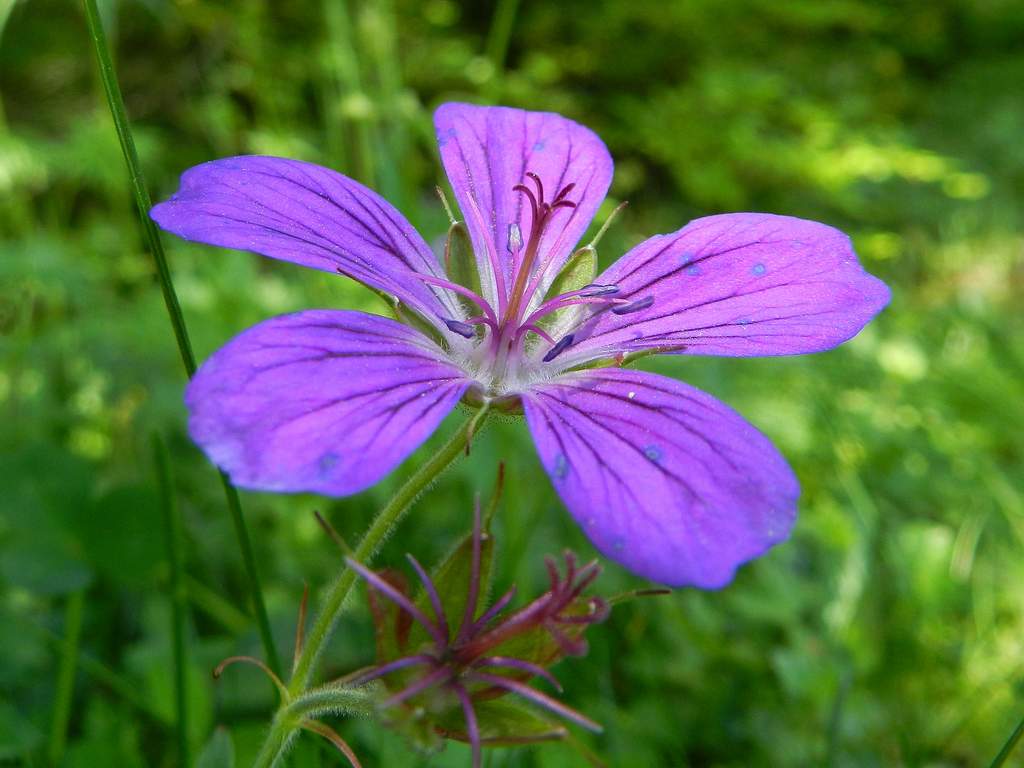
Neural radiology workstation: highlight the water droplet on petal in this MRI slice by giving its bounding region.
[644,445,662,463]
[752,263,766,276]
[685,265,701,276]
[318,453,339,473]
[627,391,636,400]
[554,453,570,479]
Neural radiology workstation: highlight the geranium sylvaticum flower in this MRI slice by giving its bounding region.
[151,102,890,588]
[342,503,608,766]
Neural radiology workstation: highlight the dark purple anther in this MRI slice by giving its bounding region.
[610,296,654,315]
[579,283,620,297]
[445,318,477,338]
[543,334,575,363]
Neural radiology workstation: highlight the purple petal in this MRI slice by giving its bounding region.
[150,156,461,328]
[434,103,612,312]
[554,213,890,365]
[522,368,799,588]
[185,309,469,496]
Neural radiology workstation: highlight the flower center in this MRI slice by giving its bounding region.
[421,171,653,393]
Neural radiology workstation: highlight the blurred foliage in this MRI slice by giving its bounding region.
[2,0,1023,765]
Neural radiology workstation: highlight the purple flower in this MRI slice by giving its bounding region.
[151,103,890,588]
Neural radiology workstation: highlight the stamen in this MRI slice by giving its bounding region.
[543,334,575,363]
[554,182,576,202]
[507,223,522,254]
[518,323,556,346]
[444,318,477,338]
[525,171,545,206]
[549,199,577,211]
[466,315,499,333]
[520,293,622,331]
[579,283,620,297]
[611,296,654,315]
[512,183,539,222]
[416,274,497,324]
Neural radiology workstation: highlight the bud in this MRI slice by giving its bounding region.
[345,491,608,767]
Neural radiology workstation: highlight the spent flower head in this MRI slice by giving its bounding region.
[151,102,890,588]
[343,502,607,766]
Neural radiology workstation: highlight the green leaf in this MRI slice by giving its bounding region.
[0,446,94,595]
[0,701,43,760]
[75,486,164,588]
[63,700,146,768]
[436,697,567,746]
[195,727,235,768]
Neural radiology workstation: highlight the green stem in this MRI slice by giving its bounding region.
[290,406,490,693]
[484,0,521,99]
[82,0,281,676]
[48,590,84,767]
[155,435,189,768]
[254,406,489,768]
[990,713,1024,768]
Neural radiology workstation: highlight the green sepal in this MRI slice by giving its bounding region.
[404,517,496,651]
[374,689,447,755]
[436,697,567,746]
[571,345,686,373]
[366,568,414,665]
[444,221,482,310]
[366,284,447,348]
[537,244,597,335]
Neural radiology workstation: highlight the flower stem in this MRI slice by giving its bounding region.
[989,712,1024,768]
[155,435,189,768]
[48,590,84,767]
[82,0,281,677]
[254,406,489,768]
[485,0,521,98]
[290,405,490,694]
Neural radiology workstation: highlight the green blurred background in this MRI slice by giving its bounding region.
[2,0,1023,765]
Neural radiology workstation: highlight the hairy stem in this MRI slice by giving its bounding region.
[290,406,490,693]
[254,406,490,768]
[82,0,281,676]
